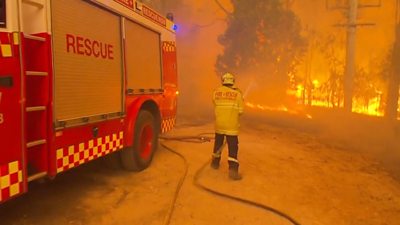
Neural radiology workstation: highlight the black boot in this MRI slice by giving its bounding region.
[210,157,220,169]
[228,160,242,180]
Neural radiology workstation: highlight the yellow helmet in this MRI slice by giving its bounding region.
[222,72,235,85]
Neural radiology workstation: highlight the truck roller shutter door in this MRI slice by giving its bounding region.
[52,0,123,123]
[125,20,162,91]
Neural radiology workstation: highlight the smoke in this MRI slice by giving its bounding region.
[165,0,232,125]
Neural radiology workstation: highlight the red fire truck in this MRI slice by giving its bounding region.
[0,0,178,204]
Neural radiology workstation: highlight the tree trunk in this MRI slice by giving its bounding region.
[385,25,400,120]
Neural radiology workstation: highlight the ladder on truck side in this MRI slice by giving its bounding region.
[19,0,51,182]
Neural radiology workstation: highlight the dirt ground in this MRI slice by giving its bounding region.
[1,119,400,225]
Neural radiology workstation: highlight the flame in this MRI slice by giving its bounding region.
[246,73,399,119]
[246,84,396,120]
[352,96,383,117]
[290,79,389,118]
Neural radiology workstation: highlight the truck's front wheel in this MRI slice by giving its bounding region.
[121,110,158,171]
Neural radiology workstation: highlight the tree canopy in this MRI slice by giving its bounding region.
[215,0,306,76]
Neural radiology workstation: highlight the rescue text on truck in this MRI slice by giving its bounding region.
[66,34,114,59]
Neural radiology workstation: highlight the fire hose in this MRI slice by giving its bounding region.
[159,134,301,225]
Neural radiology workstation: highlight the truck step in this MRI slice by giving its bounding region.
[26,139,46,148]
[26,71,48,76]
[22,0,45,9]
[27,172,47,182]
[26,106,46,112]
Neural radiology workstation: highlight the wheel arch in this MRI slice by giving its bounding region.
[125,97,161,147]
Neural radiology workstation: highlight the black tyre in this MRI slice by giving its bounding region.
[121,110,158,171]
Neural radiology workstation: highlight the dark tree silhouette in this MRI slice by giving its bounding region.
[215,0,306,104]
[216,0,305,72]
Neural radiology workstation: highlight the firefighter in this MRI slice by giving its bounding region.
[211,72,244,180]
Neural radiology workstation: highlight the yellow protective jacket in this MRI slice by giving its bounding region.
[213,85,244,135]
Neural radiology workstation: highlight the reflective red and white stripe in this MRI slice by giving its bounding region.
[162,41,176,52]
[0,160,23,203]
[56,132,124,173]
[162,117,175,133]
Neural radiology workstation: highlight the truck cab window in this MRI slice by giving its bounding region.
[0,0,5,28]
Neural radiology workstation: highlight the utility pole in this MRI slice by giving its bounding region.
[328,0,380,112]
[343,0,358,112]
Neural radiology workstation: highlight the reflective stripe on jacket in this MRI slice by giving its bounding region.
[213,85,244,135]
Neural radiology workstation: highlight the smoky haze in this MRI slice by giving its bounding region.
[157,0,400,177]
[158,0,232,124]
